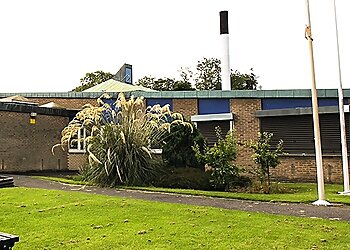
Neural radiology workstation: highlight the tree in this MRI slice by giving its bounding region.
[136,76,193,91]
[195,58,221,90]
[136,57,259,91]
[178,66,194,88]
[179,67,193,84]
[250,132,284,193]
[73,71,113,92]
[230,68,259,90]
[193,58,259,90]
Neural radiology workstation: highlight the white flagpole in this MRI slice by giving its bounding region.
[304,0,331,206]
[333,0,350,195]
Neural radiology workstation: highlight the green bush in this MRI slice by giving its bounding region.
[153,167,211,190]
[194,128,250,191]
[162,120,205,169]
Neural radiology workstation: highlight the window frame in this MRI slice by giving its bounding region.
[68,128,87,153]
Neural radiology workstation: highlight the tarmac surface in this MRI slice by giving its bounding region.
[10,174,350,222]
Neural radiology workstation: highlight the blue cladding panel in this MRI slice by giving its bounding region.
[262,98,311,110]
[147,99,173,110]
[262,98,348,110]
[198,99,230,115]
[318,98,348,106]
[101,98,117,107]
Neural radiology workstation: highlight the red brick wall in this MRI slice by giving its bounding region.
[270,156,347,183]
[230,99,261,169]
[0,111,68,172]
[173,99,198,118]
[28,98,97,110]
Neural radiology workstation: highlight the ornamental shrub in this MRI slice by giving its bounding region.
[194,127,247,191]
[55,93,192,187]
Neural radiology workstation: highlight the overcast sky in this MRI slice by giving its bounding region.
[0,0,349,92]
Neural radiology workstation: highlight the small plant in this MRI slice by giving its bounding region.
[250,132,284,193]
[194,128,245,191]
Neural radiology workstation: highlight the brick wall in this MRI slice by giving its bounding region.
[3,95,345,183]
[173,99,198,118]
[68,153,87,171]
[0,110,68,172]
[230,99,261,169]
[28,98,97,110]
[270,156,347,183]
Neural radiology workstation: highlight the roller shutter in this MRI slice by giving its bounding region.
[197,121,230,146]
[260,114,350,154]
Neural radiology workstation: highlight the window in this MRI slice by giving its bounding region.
[191,113,234,146]
[68,128,87,153]
[125,67,132,84]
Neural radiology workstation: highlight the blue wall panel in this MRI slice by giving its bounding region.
[262,98,348,110]
[262,98,310,110]
[101,98,117,107]
[198,99,230,115]
[146,98,173,110]
[318,98,348,107]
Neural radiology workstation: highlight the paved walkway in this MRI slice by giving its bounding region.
[11,175,350,222]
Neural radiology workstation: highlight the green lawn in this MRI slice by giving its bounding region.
[35,176,350,205]
[1,187,350,249]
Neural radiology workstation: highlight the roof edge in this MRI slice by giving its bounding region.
[0,89,349,99]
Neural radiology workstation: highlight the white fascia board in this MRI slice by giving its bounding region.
[191,113,234,122]
[150,148,162,154]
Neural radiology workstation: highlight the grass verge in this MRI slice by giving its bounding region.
[1,187,349,249]
[35,176,350,205]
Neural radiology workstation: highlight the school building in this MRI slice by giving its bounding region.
[1,88,350,183]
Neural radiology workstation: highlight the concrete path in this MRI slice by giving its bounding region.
[11,174,350,222]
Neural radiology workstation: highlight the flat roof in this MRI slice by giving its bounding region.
[0,102,76,117]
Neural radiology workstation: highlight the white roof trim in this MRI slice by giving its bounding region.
[191,113,234,122]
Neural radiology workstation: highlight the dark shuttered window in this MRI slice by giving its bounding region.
[260,114,350,155]
[197,121,230,146]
